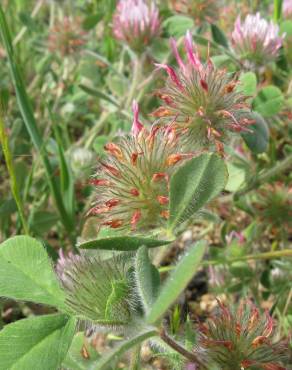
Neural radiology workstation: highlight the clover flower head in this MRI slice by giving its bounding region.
[71,147,94,174]
[48,17,86,56]
[283,0,292,19]
[232,13,284,66]
[170,0,220,25]
[113,0,160,52]
[153,31,252,153]
[89,101,191,232]
[195,300,287,370]
[58,251,135,327]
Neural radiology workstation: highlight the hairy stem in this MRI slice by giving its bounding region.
[159,328,205,368]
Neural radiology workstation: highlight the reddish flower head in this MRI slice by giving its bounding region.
[113,0,160,52]
[195,300,287,369]
[284,0,292,18]
[170,0,220,25]
[48,17,87,56]
[89,103,192,232]
[232,13,284,66]
[153,31,252,153]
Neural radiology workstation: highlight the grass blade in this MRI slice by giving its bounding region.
[0,110,29,234]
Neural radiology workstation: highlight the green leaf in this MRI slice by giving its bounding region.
[280,20,292,36]
[62,332,100,370]
[162,15,194,37]
[237,72,257,96]
[241,112,269,154]
[225,163,246,192]
[91,328,157,370]
[0,314,75,370]
[168,154,228,230]
[82,13,102,30]
[252,85,284,117]
[147,241,206,324]
[0,236,65,309]
[29,211,59,235]
[211,24,229,48]
[135,246,160,313]
[78,235,172,251]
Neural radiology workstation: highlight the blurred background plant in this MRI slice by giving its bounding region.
[0,0,291,369]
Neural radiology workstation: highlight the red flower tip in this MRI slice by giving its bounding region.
[130,188,140,197]
[132,100,144,136]
[89,179,111,186]
[131,210,141,230]
[160,210,170,219]
[105,198,120,208]
[152,172,168,182]
[200,79,208,92]
[101,163,120,177]
[157,195,169,205]
[104,143,123,160]
[103,219,123,228]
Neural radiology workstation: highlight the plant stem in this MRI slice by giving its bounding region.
[235,153,292,198]
[159,328,205,368]
[206,249,292,266]
[129,344,141,370]
[0,113,29,234]
[125,56,142,108]
[160,249,292,273]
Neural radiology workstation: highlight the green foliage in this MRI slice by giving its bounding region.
[92,328,157,370]
[62,332,100,370]
[242,112,269,154]
[238,72,257,96]
[147,241,207,324]
[0,6,75,239]
[252,86,284,117]
[211,24,229,48]
[168,154,228,231]
[163,15,195,37]
[0,236,65,309]
[0,314,75,370]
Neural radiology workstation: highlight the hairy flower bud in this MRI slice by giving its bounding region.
[89,103,191,232]
[195,300,287,369]
[153,31,251,153]
[170,0,220,25]
[232,13,284,66]
[113,0,160,52]
[58,251,136,327]
[48,17,87,56]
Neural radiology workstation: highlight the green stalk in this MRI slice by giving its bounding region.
[160,249,292,273]
[92,328,157,370]
[0,6,75,242]
[0,112,29,234]
[274,0,283,22]
[235,153,292,198]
